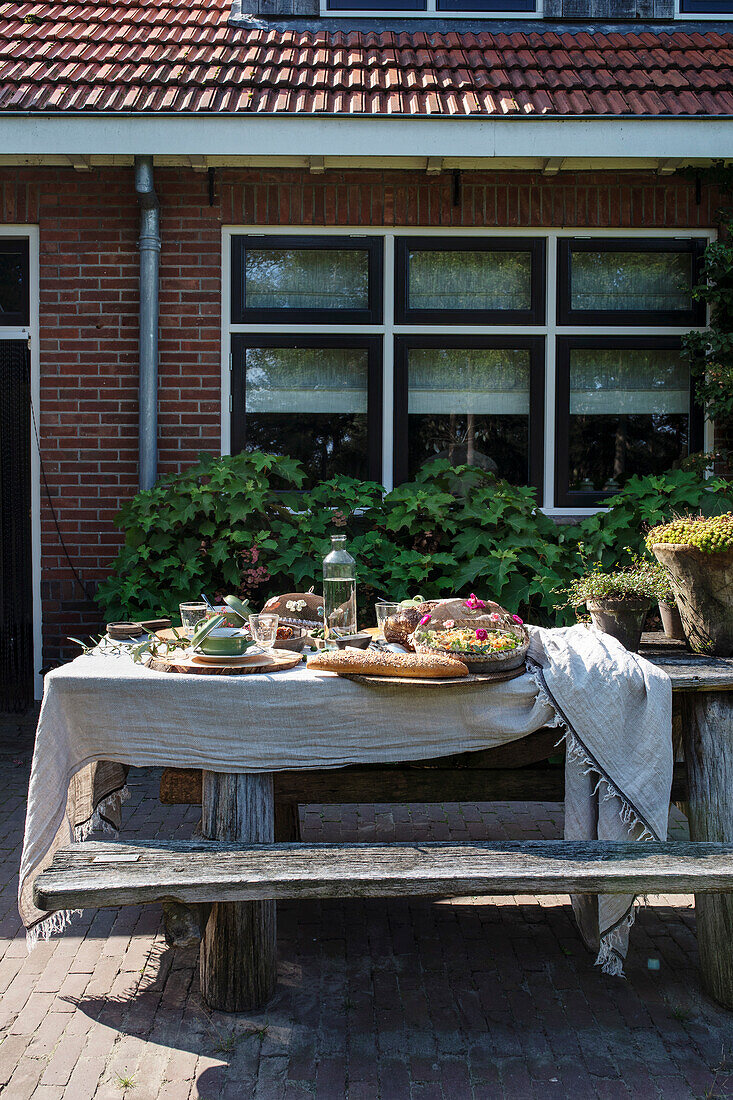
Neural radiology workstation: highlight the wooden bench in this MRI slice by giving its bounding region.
[34,839,733,910]
[34,835,733,1013]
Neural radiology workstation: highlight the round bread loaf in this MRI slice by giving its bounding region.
[307,648,469,679]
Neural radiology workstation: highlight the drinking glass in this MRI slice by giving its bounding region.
[374,602,402,639]
[248,613,279,650]
[179,601,208,638]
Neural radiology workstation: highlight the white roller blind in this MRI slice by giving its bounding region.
[246,347,368,414]
[408,347,530,415]
[569,348,690,415]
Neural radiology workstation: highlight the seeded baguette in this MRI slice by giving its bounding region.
[307,648,469,679]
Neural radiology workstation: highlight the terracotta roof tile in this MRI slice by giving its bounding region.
[0,0,729,115]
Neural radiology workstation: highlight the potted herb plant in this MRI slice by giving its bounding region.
[647,513,733,655]
[555,558,668,652]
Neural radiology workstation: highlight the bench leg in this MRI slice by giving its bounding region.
[681,692,733,1009]
[199,771,277,1012]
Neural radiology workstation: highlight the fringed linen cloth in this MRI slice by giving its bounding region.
[20,624,672,972]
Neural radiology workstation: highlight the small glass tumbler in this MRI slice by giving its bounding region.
[179,601,208,638]
[375,602,402,640]
[248,613,279,651]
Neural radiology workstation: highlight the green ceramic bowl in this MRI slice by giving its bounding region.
[198,628,256,657]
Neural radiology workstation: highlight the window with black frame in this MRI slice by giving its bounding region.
[557,238,706,327]
[231,336,382,488]
[555,337,703,508]
[393,336,544,495]
[231,236,382,325]
[396,237,545,325]
[0,239,29,327]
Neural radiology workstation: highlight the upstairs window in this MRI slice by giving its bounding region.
[324,0,535,13]
[678,0,733,11]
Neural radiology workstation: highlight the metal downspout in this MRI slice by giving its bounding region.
[134,155,160,491]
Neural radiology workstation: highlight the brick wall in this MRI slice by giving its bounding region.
[0,166,721,668]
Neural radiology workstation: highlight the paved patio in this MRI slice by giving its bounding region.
[1,709,732,1100]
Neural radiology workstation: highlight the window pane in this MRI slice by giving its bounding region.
[438,0,535,9]
[570,250,694,313]
[243,346,369,485]
[680,0,733,10]
[407,347,530,483]
[408,250,532,312]
[245,249,369,312]
[0,245,27,322]
[567,347,691,492]
[328,0,425,9]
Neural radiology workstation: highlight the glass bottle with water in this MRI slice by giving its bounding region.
[323,534,357,647]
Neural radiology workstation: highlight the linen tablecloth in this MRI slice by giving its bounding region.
[20,624,673,974]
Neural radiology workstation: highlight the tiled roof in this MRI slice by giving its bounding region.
[0,0,731,115]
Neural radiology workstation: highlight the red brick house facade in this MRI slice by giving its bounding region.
[0,0,732,703]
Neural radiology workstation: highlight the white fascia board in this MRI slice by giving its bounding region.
[0,113,732,160]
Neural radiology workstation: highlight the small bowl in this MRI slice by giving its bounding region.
[197,628,256,657]
[274,626,308,653]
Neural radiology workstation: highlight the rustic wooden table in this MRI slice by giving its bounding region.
[162,634,733,1012]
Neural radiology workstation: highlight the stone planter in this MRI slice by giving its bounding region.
[651,543,733,656]
[658,599,686,642]
[585,598,651,652]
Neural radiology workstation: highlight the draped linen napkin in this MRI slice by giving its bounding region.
[20,625,672,973]
[528,624,674,974]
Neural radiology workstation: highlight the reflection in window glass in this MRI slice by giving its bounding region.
[408,250,532,312]
[568,347,691,492]
[570,250,694,313]
[0,247,26,321]
[243,346,369,486]
[407,347,530,483]
[245,249,369,312]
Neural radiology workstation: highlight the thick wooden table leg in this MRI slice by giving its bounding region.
[680,691,733,1009]
[200,771,276,1012]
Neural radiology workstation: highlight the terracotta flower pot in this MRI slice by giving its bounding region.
[658,599,686,642]
[585,598,651,653]
[651,544,733,656]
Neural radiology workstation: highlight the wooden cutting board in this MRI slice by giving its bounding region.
[148,650,303,676]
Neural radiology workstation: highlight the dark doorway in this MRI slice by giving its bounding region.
[0,236,33,712]
[0,339,33,711]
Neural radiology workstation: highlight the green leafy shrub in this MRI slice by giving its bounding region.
[96,453,732,629]
[574,469,733,569]
[682,211,733,424]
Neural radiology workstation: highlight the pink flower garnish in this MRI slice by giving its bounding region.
[489,613,501,622]
[419,614,431,626]
[475,628,488,640]
[512,614,524,625]
[444,619,455,629]
[465,593,486,610]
